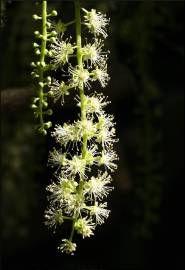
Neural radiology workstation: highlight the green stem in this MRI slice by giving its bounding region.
[69,0,87,242]
[38,0,47,130]
[65,20,76,26]
[75,0,87,159]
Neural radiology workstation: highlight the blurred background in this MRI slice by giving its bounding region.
[0,0,184,269]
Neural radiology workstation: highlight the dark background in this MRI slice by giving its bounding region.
[0,1,184,269]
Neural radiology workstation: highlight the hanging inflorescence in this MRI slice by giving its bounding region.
[31,0,119,255]
[31,3,58,135]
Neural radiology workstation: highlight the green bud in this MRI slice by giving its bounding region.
[51,10,57,16]
[51,30,57,36]
[31,104,37,110]
[33,42,39,48]
[42,101,48,108]
[44,121,52,129]
[30,62,36,67]
[34,31,40,36]
[49,37,56,43]
[35,49,40,55]
[46,76,52,84]
[31,72,39,78]
[33,97,40,103]
[39,128,47,136]
[32,14,41,20]
[39,82,44,88]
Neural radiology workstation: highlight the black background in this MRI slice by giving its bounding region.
[0,1,184,269]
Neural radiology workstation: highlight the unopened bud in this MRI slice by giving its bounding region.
[33,42,39,48]
[39,82,44,88]
[34,31,40,36]
[33,14,41,20]
[44,121,52,129]
[51,10,57,16]
[31,104,37,110]
[35,49,40,55]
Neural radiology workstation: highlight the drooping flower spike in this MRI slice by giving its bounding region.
[31,0,118,255]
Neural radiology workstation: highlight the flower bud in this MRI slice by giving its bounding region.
[49,37,56,43]
[51,31,58,36]
[39,128,47,136]
[32,14,41,20]
[33,42,39,48]
[31,72,39,78]
[51,10,57,16]
[39,82,44,88]
[33,97,40,104]
[34,31,40,36]
[35,49,41,55]
[31,104,37,110]
[30,62,36,67]
[46,76,52,84]
[42,101,48,108]
[44,121,52,129]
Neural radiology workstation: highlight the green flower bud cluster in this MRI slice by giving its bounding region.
[31,1,58,135]
[43,0,119,255]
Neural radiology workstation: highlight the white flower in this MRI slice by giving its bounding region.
[96,126,118,148]
[69,65,91,89]
[96,114,115,130]
[90,202,110,225]
[48,148,67,170]
[83,171,113,200]
[83,9,110,38]
[92,65,110,88]
[50,80,72,104]
[58,239,77,255]
[82,39,108,67]
[51,123,82,145]
[65,193,86,215]
[74,218,95,238]
[46,177,78,204]
[98,149,118,172]
[75,119,97,139]
[77,93,110,115]
[45,207,64,231]
[85,144,98,166]
[50,36,74,67]
[63,155,86,177]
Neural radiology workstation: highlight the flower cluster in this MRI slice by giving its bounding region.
[43,1,118,255]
